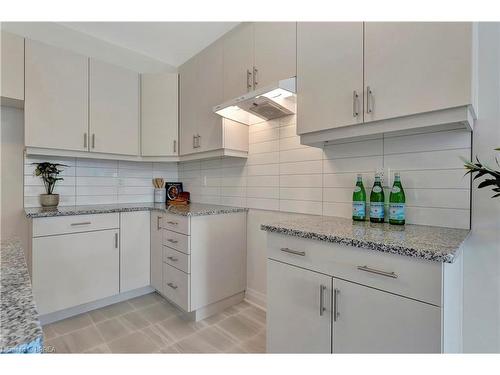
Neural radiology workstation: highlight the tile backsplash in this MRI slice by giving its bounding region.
[179,115,472,229]
[24,156,178,207]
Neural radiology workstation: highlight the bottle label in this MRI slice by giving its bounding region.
[373,186,382,193]
[370,202,385,219]
[392,186,401,193]
[389,203,405,221]
[354,186,361,193]
[352,201,366,218]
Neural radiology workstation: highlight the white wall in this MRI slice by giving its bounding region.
[462,22,500,353]
[24,155,178,207]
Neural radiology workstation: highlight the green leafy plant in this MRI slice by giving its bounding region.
[463,148,500,198]
[33,162,67,195]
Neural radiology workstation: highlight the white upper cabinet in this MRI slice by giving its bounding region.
[179,55,199,155]
[364,22,473,123]
[89,59,140,156]
[297,22,364,135]
[253,22,297,89]
[1,31,24,104]
[223,23,254,101]
[25,39,89,152]
[141,73,178,156]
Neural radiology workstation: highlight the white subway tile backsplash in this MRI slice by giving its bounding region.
[249,140,280,154]
[280,200,322,215]
[280,160,323,175]
[323,156,383,174]
[280,174,323,188]
[384,149,471,171]
[280,187,322,202]
[249,128,279,144]
[323,139,383,159]
[279,148,323,163]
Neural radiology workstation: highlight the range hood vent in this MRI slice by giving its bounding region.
[213,77,296,125]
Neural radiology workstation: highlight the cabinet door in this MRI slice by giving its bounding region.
[296,22,364,135]
[32,230,119,315]
[1,31,24,101]
[333,279,441,353]
[364,22,472,123]
[141,73,178,156]
[254,22,296,88]
[25,39,89,151]
[179,56,199,155]
[90,59,140,155]
[223,23,254,101]
[150,212,163,293]
[120,212,150,293]
[195,40,224,153]
[267,259,332,353]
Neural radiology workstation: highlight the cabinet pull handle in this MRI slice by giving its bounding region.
[357,265,398,279]
[91,133,96,149]
[84,133,88,149]
[280,247,305,256]
[70,221,91,226]
[353,90,359,117]
[247,69,253,91]
[167,282,178,290]
[333,288,340,321]
[157,216,161,230]
[166,221,178,226]
[167,256,178,262]
[114,232,118,248]
[167,238,178,244]
[366,86,373,114]
[193,135,196,149]
[196,134,201,148]
[253,67,258,88]
[319,285,327,316]
[173,140,177,153]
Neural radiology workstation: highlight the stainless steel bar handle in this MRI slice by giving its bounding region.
[319,285,327,316]
[192,134,196,149]
[91,134,96,149]
[166,256,178,262]
[167,238,178,244]
[353,90,359,117]
[357,265,398,279]
[173,140,177,153]
[167,282,178,290]
[247,69,253,91]
[196,134,200,148]
[166,221,178,226]
[366,86,373,113]
[84,133,88,149]
[114,232,118,248]
[253,66,258,88]
[333,288,340,321]
[70,222,91,226]
[280,247,306,257]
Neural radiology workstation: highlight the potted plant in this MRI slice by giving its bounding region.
[463,147,500,198]
[33,162,66,207]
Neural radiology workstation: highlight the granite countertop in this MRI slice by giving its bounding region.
[261,215,470,263]
[1,239,43,353]
[25,202,248,219]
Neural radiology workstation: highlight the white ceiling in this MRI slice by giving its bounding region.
[58,22,239,67]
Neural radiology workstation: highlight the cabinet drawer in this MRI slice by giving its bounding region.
[160,213,190,235]
[33,213,119,237]
[163,246,190,273]
[163,263,190,311]
[162,229,190,254]
[267,233,443,306]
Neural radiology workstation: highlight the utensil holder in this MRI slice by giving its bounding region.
[154,188,166,203]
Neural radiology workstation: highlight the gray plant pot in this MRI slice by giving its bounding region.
[40,194,59,207]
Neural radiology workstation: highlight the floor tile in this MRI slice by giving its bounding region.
[173,335,219,353]
[138,301,177,324]
[196,326,237,351]
[108,331,158,353]
[202,311,229,326]
[157,345,180,353]
[42,324,58,340]
[157,316,205,341]
[141,325,173,347]
[217,314,262,342]
[119,310,151,330]
[240,305,266,325]
[57,325,105,353]
[44,336,71,354]
[240,331,266,353]
[99,301,135,319]
[88,309,108,324]
[49,313,93,336]
[84,344,111,353]
[128,293,162,308]
[95,318,131,342]
[233,300,252,311]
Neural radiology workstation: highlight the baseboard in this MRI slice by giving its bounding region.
[245,288,266,310]
[39,286,154,325]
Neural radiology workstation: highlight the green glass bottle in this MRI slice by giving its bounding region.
[369,173,385,223]
[389,172,406,225]
[352,174,366,221]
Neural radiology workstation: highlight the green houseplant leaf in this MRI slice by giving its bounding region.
[32,162,67,195]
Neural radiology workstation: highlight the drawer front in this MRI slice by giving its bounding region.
[33,213,119,237]
[267,233,442,306]
[162,229,190,254]
[163,263,190,311]
[161,213,190,235]
[163,246,190,273]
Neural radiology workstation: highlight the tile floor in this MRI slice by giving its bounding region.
[42,292,266,353]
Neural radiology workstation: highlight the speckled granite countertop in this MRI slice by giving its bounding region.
[25,202,248,219]
[261,215,470,263]
[1,240,43,353]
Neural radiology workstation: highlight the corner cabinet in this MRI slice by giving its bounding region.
[297,22,476,146]
[266,233,463,353]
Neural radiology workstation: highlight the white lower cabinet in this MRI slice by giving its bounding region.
[32,229,119,315]
[267,260,332,353]
[150,211,164,292]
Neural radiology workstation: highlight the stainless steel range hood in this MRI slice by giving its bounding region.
[213,77,296,125]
